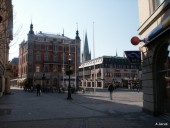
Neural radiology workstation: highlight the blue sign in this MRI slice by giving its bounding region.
[124,51,141,64]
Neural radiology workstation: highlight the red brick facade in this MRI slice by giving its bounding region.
[18,26,81,89]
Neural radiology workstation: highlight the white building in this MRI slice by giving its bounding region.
[79,56,141,88]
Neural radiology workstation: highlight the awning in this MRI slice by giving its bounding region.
[144,15,170,45]
[17,78,27,82]
[10,78,18,82]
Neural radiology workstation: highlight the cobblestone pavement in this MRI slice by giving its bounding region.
[0,87,169,128]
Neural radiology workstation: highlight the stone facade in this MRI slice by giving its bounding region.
[0,0,13,96]
[138,0,170,115]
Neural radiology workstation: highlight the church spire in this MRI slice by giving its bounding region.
[116,49,118,57]
[62,29,64,36]
[75,23,80,40]
[29,22,34,34]
[82,32,91,62]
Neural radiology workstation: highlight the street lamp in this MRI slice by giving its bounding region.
[66,54,73,100]
[33,73,36,90]
[42,73,46,92]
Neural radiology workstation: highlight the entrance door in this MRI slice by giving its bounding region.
[158,44,170,114]
[159,70,170,113]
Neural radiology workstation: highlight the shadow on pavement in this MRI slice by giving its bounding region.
[0,87,168,128]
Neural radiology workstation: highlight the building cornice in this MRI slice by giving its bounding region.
[138,1,170,35]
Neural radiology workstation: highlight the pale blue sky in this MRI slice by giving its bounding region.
[9,0,139,60]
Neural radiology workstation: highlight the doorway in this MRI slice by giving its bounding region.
[155,42,170,114]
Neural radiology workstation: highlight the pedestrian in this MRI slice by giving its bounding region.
[108,83,114,100]
[36,84,41,96]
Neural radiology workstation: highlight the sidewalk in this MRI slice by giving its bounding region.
[0,87,169,128]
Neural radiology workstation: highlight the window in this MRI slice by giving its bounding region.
[45,44,49,51]
[152,0,164,11]
[39,44,42,50]
[54,55,58,62]
[36,52,41,61]
[29,54,33,62]
[25,55,27,62]
[44,37,48,42]
[26,54,28,61]
[35,44,40,50]
[44,53,49,61]
[70,46,75,52]
[53,65,58,72]
[44,65,49,72]
[36,65,40,72]
[53,45,58,51]
[63,54,66,62]
[35,37,38,40]
[77,56,80,64]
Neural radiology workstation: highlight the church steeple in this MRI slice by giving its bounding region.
[82,32,91,62]
[76,30,80,40]
[28,22,34,34]
[75,23,80,40]
[116,49,118,57]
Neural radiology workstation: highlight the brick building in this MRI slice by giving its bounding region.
[18,23,81,90]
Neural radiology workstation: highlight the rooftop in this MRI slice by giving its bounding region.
[36,31,72,40]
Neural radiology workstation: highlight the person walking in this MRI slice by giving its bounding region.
[36,84,41,96]
[108,83,114,100]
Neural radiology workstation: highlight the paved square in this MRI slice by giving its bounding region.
[0,87,169,128]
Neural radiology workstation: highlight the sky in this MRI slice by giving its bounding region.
[9,0,139,61]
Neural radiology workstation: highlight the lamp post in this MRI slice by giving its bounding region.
[62,39,79,90]
[66,54,72,100]
[42,73,46,92]
[33,73,35,90]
